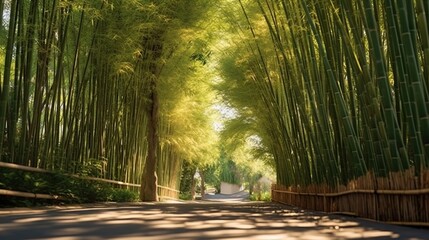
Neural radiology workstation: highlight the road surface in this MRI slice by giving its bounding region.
[0,196,428,239]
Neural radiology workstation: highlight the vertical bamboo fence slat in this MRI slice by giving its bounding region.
[272,168,429,224]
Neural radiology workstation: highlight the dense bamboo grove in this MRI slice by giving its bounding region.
[0,0,217,201]
[219,0,429,189]
[2,0,428,213]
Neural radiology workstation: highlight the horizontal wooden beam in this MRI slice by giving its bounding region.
[272,188,429,197]
[0,161,49,173]
[0,189,66,200]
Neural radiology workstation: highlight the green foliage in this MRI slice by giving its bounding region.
[110,188,139,202]
[249,191,271,202]
[201,164,220,192]
[74,158,107,178]
[179,192,193,200]
[0,168,138,207]
[196,142,274,194]
[190,50,212,65]
[179,160,197,197]
[219,158,241,185]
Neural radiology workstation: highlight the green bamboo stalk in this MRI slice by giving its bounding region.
[365,2,427,171]
[0,0,4,28]
[7,0,25,164]
[382,0,417,174]
[301,0,367,178]
[290,1,329,184]
[416,0,429,82]
[43,1,70,170]
[0,0,18,161]
[395,0,429,171]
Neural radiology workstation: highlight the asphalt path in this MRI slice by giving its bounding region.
[0,195,428,239]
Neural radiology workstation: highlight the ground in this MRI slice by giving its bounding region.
[0,193,428,239]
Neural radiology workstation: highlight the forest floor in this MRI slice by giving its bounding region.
[0,196,428,239]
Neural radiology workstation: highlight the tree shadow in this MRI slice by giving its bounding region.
[0,202,427,239]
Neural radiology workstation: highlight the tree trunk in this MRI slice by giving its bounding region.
[249,183,254,195]
[191,175,196,200]
[140,38,163,202]
[200,170,205,199]
[140,84,159,201]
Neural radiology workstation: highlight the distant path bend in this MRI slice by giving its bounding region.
[1,201,428,239]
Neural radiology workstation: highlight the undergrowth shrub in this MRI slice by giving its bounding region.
[0,168,138,207]
[249,191,271,202]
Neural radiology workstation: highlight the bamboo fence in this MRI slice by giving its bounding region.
[158,186,181,201]
[0,162,180,201]
[272,168,429,225]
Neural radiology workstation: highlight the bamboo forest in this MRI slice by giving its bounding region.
[1,0,429,225]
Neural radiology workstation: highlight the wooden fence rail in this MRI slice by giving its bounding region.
[0,161,179,201]
[0,189,66,200]
[271,169,429,226]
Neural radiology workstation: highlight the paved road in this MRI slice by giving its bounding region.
[0,199,428,239]
[203,191,250,202]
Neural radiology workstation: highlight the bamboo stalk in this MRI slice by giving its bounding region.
[0,0,18,160]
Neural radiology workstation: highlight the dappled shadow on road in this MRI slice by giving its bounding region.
[0,202,427,240]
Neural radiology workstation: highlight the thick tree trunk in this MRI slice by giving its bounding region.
[140,84,159,202]
[140,37,163,202]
